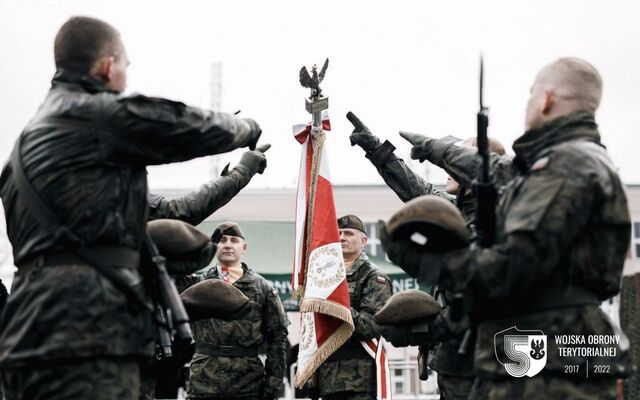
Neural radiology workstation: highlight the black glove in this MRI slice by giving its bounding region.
[346,111,380,152]
[379,222,444,286]
[238,143,270,175]
[244,118,262,150]
[399,131,431,162]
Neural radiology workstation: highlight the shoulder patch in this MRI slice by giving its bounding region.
[272,289,279,297]
[531,156,549,171]
[376,276,387,284]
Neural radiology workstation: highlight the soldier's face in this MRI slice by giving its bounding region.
[108,51,129,93]
[446,176,460,194]
[525,73,553,131]
[216,235,246,265]
[339,228,367,260]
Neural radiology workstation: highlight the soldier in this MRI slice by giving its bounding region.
[178,222,288,400]
[316,215,392,400]
[382,57,631,399]
[347,112,510,400]
[0,16,262,400]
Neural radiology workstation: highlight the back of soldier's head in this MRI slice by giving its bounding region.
[537,57,602,114]
[54,16,123,73]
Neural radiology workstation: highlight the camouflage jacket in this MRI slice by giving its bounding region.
[178,264,289,399]
[0,69,258,367]
[436,112,631,378]
[317,253,392,396]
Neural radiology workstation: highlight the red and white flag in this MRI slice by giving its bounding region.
[292,112,355,388]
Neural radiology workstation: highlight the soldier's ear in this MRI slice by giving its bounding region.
[360,234,368,248]
[90,56,114,84]
[242,242,248,254]
[542,89,554,115]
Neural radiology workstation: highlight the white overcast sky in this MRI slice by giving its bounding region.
[1,0,639,190]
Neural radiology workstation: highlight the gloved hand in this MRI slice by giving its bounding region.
[399,131,431,162]
[238,143,271,175]
[346,111,380,152]
[379,222,445,286]
[244,118,262,150]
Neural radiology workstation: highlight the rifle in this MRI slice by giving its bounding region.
[141,232,195,362]
[453,56,498,354]
[473,56,497,248]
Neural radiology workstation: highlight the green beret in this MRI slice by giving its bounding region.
[337,214,366,234]
[180,279,250,321]
[386,195,469,253]
[146,219,215,275]
[374,289,441,325]
[216,221,245,239]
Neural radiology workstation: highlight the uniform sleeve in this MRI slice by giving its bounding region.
[439,152,600,298]
[262,284,290,393]
[105,94,258,166]
[351,271,392,340]
[423,138,516,188]
[147,165,253,225]
[375,157,450,203]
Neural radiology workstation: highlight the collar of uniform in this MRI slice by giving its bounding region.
[51,68,116,94]
[512,111,601,170]
[209,262,255,285]
[346,252,369,277]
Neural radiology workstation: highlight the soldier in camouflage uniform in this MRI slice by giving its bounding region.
[0,17,263,400]
[347,112,511,400]
[316,215,392,400]
[177,222,289,400]
[382,58,631,399]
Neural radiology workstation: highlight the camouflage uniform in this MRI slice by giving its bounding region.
[0,69,260,399]
[317,252,392,400]
[399,112,631,399]
[365,137,515,399]
[177,264,288,400]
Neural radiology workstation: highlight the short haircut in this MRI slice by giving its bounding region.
[54,16,122,73]
[540,57,603,114]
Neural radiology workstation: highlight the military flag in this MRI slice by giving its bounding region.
[292,111,355,388]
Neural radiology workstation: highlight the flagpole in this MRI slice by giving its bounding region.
[298,60,329,299]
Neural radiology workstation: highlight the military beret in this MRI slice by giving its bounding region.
[146,219,215,275]
[337,214,366,234]
[386,195,469,253]
[216,221,245,239]
[180,279,250,322]
[374,289,441,325]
